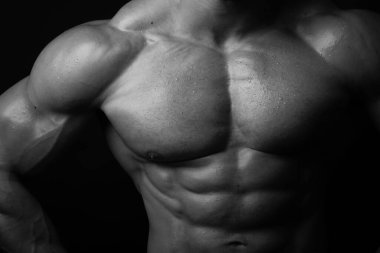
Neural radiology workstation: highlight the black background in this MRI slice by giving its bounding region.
[2,1,380,252]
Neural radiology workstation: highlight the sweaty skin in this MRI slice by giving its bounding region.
[1,0,380,252]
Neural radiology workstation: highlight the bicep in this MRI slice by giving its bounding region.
[1,21,136,173]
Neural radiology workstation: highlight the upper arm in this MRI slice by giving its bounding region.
[340,10,380,87]
[298,9,380,130]
[338,10,380,131]
[297,9,380,84]
[0,21,139,173]
[343,10,380,131]
[28,21,139,112]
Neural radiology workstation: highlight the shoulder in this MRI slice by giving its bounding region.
[28,21,145,112]
[296,8,380,85]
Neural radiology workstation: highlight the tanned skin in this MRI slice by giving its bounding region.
[1,0,380,252]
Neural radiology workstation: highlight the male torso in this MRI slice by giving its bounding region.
[98,1,362,252]
[1,0,379,252]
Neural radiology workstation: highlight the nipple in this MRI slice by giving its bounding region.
[146,151,162,161]
[226,241,248,249]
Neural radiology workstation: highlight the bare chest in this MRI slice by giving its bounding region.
[102,37,347,162]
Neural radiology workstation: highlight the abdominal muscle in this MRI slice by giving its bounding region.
[131,147,326,253]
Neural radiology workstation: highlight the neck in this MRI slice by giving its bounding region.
[172,0,331,40]
[112,0,331,43]
[170,0,240,40]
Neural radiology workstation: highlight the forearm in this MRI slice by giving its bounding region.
[0,171,66,253]
[0,80,63,252]
[0,78,68,175]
